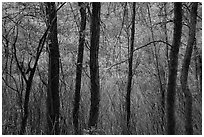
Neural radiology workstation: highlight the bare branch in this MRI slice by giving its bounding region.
[105,40,172,70]
[56,2,66,12]
[2,75,19,93]
[133,40,172,52]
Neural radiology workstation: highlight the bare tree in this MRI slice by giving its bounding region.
[73,2,87,135]
[147,3,165,133]
[10,16,50,135]
[166,2,182,135]
[180,2,198,135]
[88,2,101,129]
[46,2,60,134]
[125,2,136,135]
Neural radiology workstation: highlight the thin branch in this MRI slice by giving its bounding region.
[106,40,172,70]
[153,20,173,27]
[56,2,66,12]
[12,26,28,82]
[69,2,80,31]
[106,59,127,70]
[37,66,48,87]
[2,76,19,93]
[133,40,172,52]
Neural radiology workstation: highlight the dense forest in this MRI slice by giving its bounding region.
[2,2,202,135]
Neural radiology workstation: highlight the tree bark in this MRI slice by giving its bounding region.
[180,2,198,135]
[166,2,182,135]
[73,2,86,135]
[88,2,101,129]
[46,2,60,135]
[162,4,169,133]
[194,45,202,94]
[198,53,202,93]
[125,2,136,135]
[20,78,32,134]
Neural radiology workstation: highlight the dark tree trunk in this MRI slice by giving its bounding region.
[166,2,182,135]
[194,45,199,91]
[19,81,30,134]
[20,78,32,134]
[88,2,101,129]
[73,2,86,135]
[125,2,136,135]
[198,54,202,93]
[180,2,198,135]
[46,2,60,135]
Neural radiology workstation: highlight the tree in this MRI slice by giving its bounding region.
[194,45,202,93]
[18,24,49,135]
[46,2,60,134]
[180,2,198,135]
[2,3,58,134]
[125,2,136,134]
[73,2,87,135]
[147,3,166,133]
[88,2,101,129]
[166,2,182,135]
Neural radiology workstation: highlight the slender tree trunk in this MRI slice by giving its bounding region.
[166,2,182,135]
[163,3,170,68]
[163,7,170,128]
[180,2,198,135]
[162,4,169,133]
[9,3,51,134]
[198,54,202,93]
[20,79,32,134]
[46,2,60,134]
[88,2,101,129]
[194,45,202,94]
[147,3,165,133]
[73,2,86,135]
[125,2,136,134]
[14,35,42,135]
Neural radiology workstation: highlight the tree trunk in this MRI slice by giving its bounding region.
[73,2,86,135]
[180,2,198,135]
[88,2,101,129]
[198,54,202,93]
[20,79,32,134]
[162,3,169,133]
[125,2,136,135]
[46,2,60,135]
[13,28,47,134]
[147,3,165,133]
[194,45,202,94]
[166,2,182,135]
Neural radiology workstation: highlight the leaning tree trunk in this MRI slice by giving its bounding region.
[125,2,136,135]
[14,15,49,134]
[88,2,101,129]
[166,2,182,135]
[180,2,198,135]
[73,2,86,135]
[46,2,60,135]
